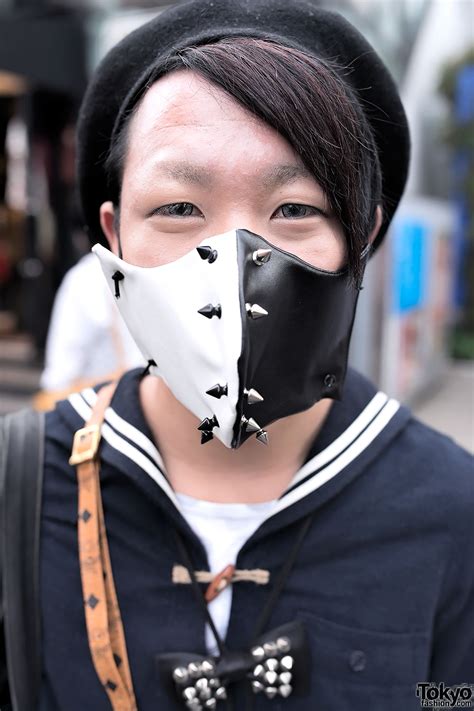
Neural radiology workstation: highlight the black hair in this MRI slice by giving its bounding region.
[106,37,382,283]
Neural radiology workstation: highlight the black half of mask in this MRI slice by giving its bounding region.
[232,229,362,449]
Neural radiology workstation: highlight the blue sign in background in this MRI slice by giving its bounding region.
[452,64,474,310]
[391,218,429,314]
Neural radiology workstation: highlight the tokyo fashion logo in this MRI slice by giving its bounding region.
[416,683,474,708]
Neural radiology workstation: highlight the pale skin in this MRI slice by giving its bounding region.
[100,70,382,503]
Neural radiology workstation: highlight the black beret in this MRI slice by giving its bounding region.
[77,0,410,251]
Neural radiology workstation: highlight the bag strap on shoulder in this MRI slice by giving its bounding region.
[0,408,45,711]
[70,383,139,711]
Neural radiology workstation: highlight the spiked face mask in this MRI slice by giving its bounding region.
[93,229,363,449]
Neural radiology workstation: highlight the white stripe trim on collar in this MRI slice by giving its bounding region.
[81,387,166,472]
[68,387,400,519]
[68,392,178,507]
[288,391,389,489]
[272,398,400,515]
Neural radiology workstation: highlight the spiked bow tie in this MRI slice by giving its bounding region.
[157,620,309,709]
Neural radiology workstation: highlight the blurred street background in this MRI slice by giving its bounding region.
[0,0,472,453]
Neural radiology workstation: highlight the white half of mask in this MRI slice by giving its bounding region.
[92,231,243,448]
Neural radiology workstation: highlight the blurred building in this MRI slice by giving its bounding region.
[0,0,87,350]
[0,0,164,353]
[348,0,473,402]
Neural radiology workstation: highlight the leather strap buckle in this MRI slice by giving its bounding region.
[69,424,101,465]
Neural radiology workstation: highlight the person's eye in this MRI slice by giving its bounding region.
[273,203,325,219]
[152,202,202,217]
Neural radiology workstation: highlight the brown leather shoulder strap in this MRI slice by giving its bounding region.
[70,383,137,711]
[69,382,116,466]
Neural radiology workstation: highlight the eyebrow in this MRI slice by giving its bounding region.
[152,161,313,189]
[260,164,313,188]
[155,161,214,186]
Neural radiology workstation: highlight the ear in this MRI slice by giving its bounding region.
[368,205,383,246]
[99,201,120,255]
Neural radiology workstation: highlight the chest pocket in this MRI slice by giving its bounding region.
[296,610,430,711]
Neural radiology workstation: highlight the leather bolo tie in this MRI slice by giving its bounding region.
[70,381,314,711]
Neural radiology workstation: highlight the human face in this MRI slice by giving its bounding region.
[100,69,346,270]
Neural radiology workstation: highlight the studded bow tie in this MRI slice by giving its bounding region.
[157,620,309,709]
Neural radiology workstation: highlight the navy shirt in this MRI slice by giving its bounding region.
[38,369,474,710]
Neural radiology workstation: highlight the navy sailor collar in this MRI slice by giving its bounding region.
[56,367,411,540]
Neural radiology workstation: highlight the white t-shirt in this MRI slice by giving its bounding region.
[176,493,277,655]
[41,253,144,390]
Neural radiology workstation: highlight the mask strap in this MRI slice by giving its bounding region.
[354,242,373,291]
[173,529,228,658]
[251,513,315,641]
[243,512,315,711]
[360,242,372,260]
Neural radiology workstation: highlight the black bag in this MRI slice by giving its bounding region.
[0,409,45,711]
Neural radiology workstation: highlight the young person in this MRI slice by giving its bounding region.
[1,1,472,710]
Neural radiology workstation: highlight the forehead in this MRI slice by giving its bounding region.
[131,70,241,128]
[124,69,301,175]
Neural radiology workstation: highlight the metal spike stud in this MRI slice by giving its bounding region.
[264,659,279,672]
[246,417,261,433]
[196,246,218,263]
[251,680,264,694]
[186,700,202,711]
[279,685,293,698]
[111,271,124,298]
[183,686,197,700]
[264,687,278,699]
[201,660,215,676]
[279,672,292,685]
[204,699,216,709]
[198,303,222,319]
[241,416,261,433]
[200,431,214,445]
[206,383,228,399]
[215,687,227,701]
[256,430,269,446]
[263,642,278,656]
[188,662,202,678]
[245,303,268,320]
[277,637,291,653]
[198,415,219,431]
[251,646,265,662]
[244,388,264,405]
[173,667,189,684]
[264,671,278,686]
[252,248,272,266]
[280,656,294,671]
